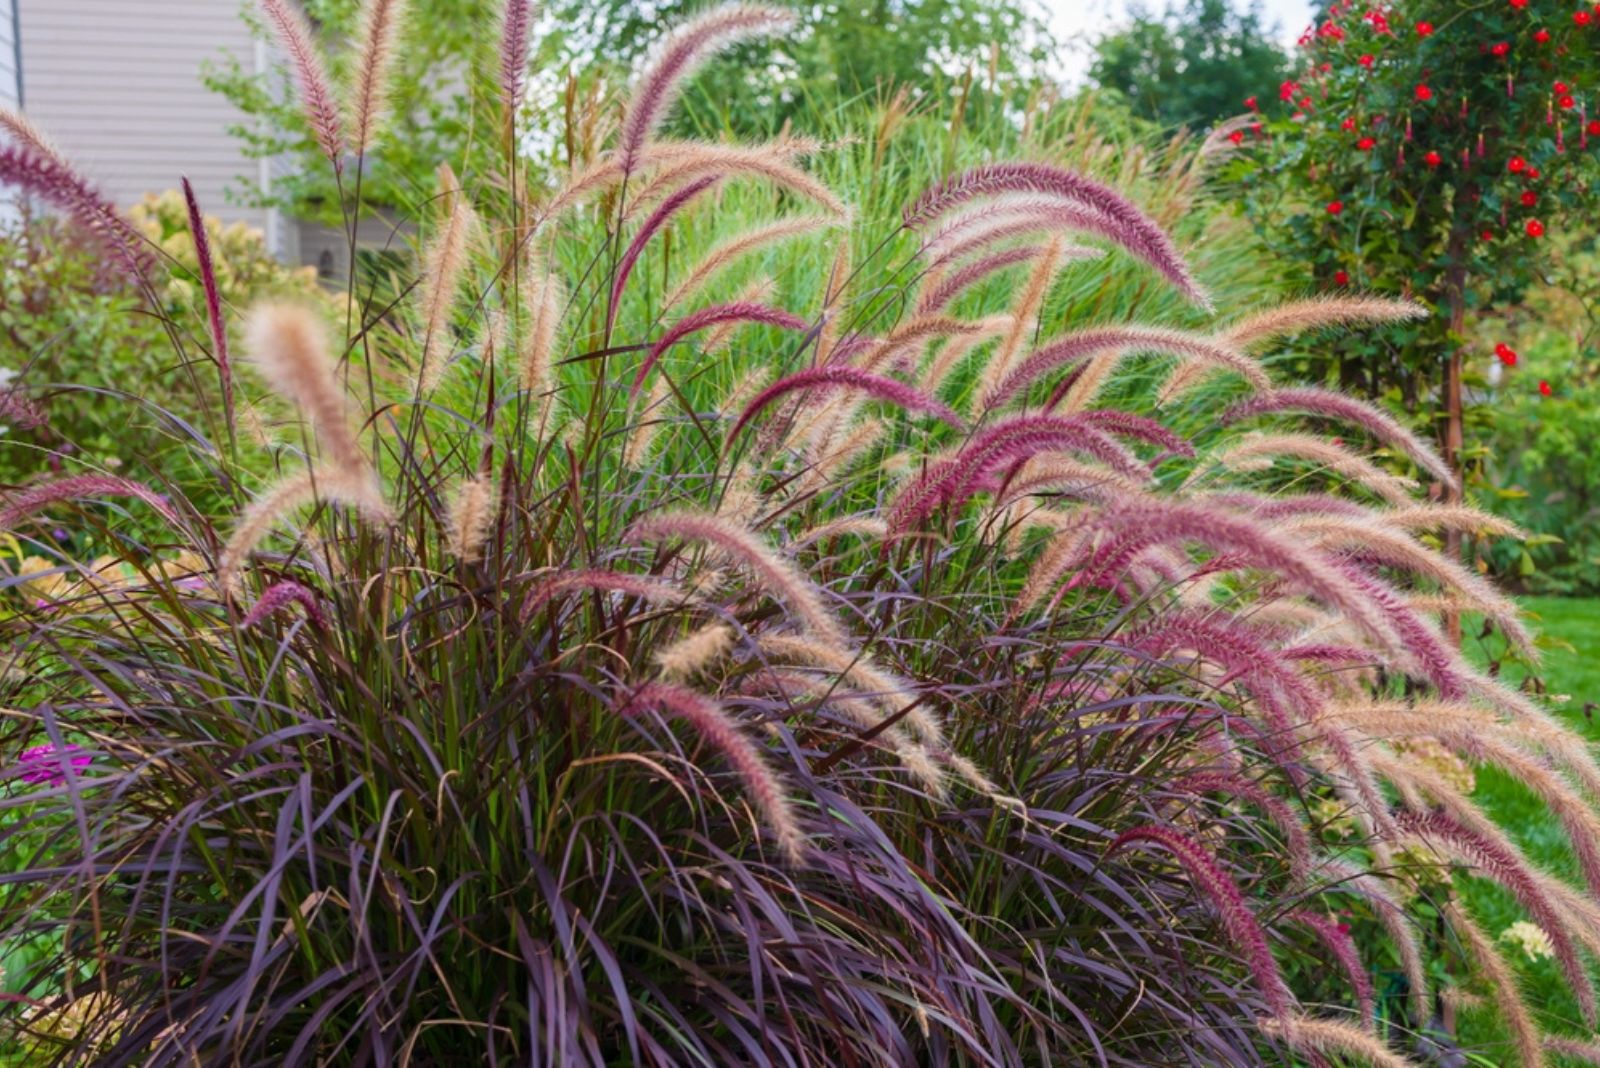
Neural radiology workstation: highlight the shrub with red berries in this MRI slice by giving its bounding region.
[1227,0,1600,481]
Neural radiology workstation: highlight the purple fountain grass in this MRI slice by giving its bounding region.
[0,389,45,432]
[1288,911,1375,1028]
[518,568,685,623]
[617,4,796,172]
[922,198,1116,269]
[620,681,805,863]
[916,245,1042,314]
[245,304,368,478]
[182,178,232,425]
[1330,561,1468,698]
[0,106,66,165]
[15,744,92,786]
[347,0,407,155]
[240,580,327,630]
[1073,501,1398,650]
[1173,772,1315,876]
[627,511,847,647]
[1400,807,1595,1026]
[1222,387,1456,491]
[258,0,344,171]
[1223,297,1428,349]
[0,474,180,531]
[498,0,535,119]
[904,162,1210,308]
[1105,825,1292,1016]
[0,143,151,279]
[728,366,963,442]
[607,175,720,336]
[988,326,1267,408]
[633,301,810,395]
[1075,410,1195,460]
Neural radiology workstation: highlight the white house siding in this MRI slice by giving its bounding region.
[15,0,273,239]
[0,0,19,227]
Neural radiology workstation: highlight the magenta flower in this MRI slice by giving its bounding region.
[17,744,92,785]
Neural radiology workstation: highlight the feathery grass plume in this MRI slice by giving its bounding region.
[989,456,1142,514]
[705,278,776,358]
[623,140,845,219]
[1384,504,1525,538]
[662,215,837,312]
[1223,387,1457,491]
[1443,901,1545,1067]
[245,304,369,478]
[1204,433,1419,507]
[347,0,406,154]
[830,315,984,374]
[0,107,66,165]
[921,316,1009,393]
[620,681,804,863]
[633,301,809,396]
[608,175,719,335]
[792,416,888,497]
[446,473,496,563]
[240,580,326,630]
[0,388,45,431]
[1224,297,1429,349]
[417,163,481,393]
[814,233,852,364]
[519,266,565,399]
[181,178,232,424]
[921,196,1135,268]
[730,367,963,443]
[623,376,670,468]
[918,244,1071,315]
[1547,1037,1600,1065]
[1076,410,1196,460]
[1105,825,1291,1016]
[653,623,735,680]
[1289,911,1374,1027]
[617,4,796,172]
[259,0,344,170]
[905,162,1211,307]
[0,144,151,279]
[1283,514,1535,658]
[1174,773,1315,876]
[0,474,180,532]
[1315,858,1430,1025]
[218,467,387,595]
[990,325,1268,408]
[975,238,1063,410]
[757,633,945,749]
[1395,803,1594,1026]
[788,516,888,552]
[1256,1016,1421,1068]
[519,567,685,622]
[628,511,847,648]
[1076,501,1399,649]
[498,0,536,120]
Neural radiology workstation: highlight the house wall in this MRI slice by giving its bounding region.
[0,0,19,227]
[15,0,280,248]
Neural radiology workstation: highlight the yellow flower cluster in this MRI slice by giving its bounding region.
[1499,920,1556,963]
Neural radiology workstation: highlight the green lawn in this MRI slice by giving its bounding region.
[1456,597,1600,1062]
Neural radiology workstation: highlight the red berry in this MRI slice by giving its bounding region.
[1540,379,1553,395]
[1334,270,1350,286]
[1502,350,1519,366]
[1578,11,1593,25]
[1228,130,1244,144]
[1509,156,1527,172]
[1555,81,1571,93]
[1589,119,1600,134]
[1522,190,1538,206]
[1342,116,1358,131]
[1328,200,1344,215]
[1511,0,1529,8]
[1415,84,1434,102]
[1528,167,1542,178]
[1482,229,1495,241]
[1359,53,1375,68]
[1424,150,1442,167]
[1561,94,1578,109]
[1358,137,1377,151]
[1416,21,1434,35]
[1492,41,1511,56]
[1244,96,1258,110]
[1527,219,1546,237]
[1535,28,1552,42]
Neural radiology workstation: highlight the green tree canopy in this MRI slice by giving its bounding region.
[1089,0,1289,130]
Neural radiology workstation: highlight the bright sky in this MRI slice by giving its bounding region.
[1043,0,1318,83]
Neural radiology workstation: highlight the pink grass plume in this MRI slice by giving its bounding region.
[609,175,719,336]
[634,302,809,396]
[0,144,151,280]
[0,474,180,531]
[728,365,963,442]
[182,178,232,426]
[240,580,327,629]
[519,568,685,623]
[258,0,344,171]
[499,0,536,118]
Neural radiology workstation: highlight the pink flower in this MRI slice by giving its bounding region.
[17,744,92,785]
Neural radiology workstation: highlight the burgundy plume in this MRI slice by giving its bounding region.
[1288,911,1374,1027]
[990,326,1259,407]
[0,475,180,531]
[917,245,1042,313]
[608,175,719,336]
[728,366,963,441]
[1075,410,1194,460]
[1106,825,1291,1016]
[241,580,326,629]
[1332,561,1467,698]
[258,0,344,171]
[634,302,809,395]
[182,178,232,425]
[617,4,795,172]
[498,0,536,118]
[520,568,684,623]
[1173,772,1315,875]
[1223,387,1456,490]
[0,389,45,432]
[904,162,1209,307]
[0,144,150,279]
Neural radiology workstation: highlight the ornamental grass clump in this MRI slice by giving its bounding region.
[0,3,1593,1064]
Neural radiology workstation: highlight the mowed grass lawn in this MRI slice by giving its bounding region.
[1456,596,1600,1062]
